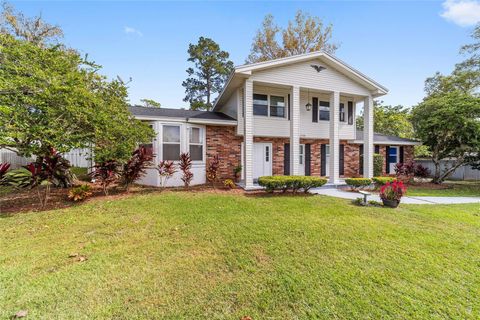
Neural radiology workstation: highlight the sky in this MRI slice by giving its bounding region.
[11,0,480,109]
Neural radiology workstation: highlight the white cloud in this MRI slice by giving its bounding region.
[441,0,480,26]
[124,26,143,37]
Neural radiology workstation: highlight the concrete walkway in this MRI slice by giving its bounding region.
[309,188,480,205]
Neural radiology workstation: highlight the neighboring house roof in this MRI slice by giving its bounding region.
[214,50,388,111]
[354,130,421,145]
[129,106,236,125]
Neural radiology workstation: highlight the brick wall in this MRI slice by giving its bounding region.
[206,126,242,179]
[206,125,415,179]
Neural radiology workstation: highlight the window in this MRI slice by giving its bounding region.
[389,147,398,164]
[319,101,330,121]
[339,103,345,122]
[253,94,268,116]
[162,125,180,160]
[299,144,304,165]
[265,145,270,162]
[189,127,203,161]
[140,122,154,158]
[270,95,285,118]
[347,101,354,125]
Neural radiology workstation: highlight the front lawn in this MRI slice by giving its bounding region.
[1,192,479,319]
[406,180,480,197]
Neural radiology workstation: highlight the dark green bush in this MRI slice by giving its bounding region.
[374,153,384,177]
[372,176,396,187]
[345,178,372,190]
[258,176,327,194]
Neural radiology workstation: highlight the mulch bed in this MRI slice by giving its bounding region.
[0,182,244,216]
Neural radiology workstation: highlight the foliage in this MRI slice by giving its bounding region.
[247,10,338,63]
[140,98,161,108]
[357,101,414,138]
[90,160,120,195]
[182,37,234,111]
[121,146,153,191]
[380,180,407,202]
[3,167,32,189]
[412,90,480,183]
[345,178,372,190]
[394,160,416,183]
[372,176,396,187]
[68,184,92,202]
[0,2,63,46]
[223,179,235,189]
[374,153,384,177]
[0,162,10,183]
[0,33,154,163]
[234,165,242,175]
[179,152,193,189]
[157,160,177,188]
[414,163,430,178]
[258,176,327,194]
[206,154,220,187]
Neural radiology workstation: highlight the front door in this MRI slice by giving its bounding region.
[299,144,305,175]
[253,143,272,180]
[325,144,330,177]
[389,146,399,173]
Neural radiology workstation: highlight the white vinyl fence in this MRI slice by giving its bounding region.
[0,148,92,169]
[416,159,480,181]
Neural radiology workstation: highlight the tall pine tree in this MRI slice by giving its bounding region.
[182,37,233,111]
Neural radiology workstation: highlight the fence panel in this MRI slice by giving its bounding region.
[0,148,91,168]
[416,159,479,181]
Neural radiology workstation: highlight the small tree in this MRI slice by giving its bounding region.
[121,146,153,192]
[90,160,120,195]
[157,160,177,188]
[206,155,220,188]
[373,153,384,177]
[179,153,193,189]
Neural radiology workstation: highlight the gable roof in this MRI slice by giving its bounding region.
[214,50,388,110]
[354,130,421,145]
[129,106,236,123]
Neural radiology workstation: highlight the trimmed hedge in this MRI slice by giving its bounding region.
[372,176,396,187]
[258,176,327,194]
[345,178,372,190]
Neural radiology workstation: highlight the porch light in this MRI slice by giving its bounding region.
[305,88,312,111]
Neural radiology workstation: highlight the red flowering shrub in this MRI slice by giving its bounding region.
[179,152,193,189]
[380,180,407,201]
[157,160,177,187]
[206,155,220,187]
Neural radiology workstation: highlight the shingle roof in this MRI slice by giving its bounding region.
[129,106,236,121]
[356,130,420,144]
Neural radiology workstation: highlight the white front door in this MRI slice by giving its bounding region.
[253,143,272,180]
[389,146,399,173]
[299,144,305,175]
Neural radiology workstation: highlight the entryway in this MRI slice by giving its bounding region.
[253,143,272,180]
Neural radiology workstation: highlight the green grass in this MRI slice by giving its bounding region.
[407,180,480,197]
[1,192,480,319]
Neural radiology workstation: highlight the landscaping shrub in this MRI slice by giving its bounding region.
[0,162,10,183]
[234,165,242,182]
[206,155,220,187]
[179,152,193,189]
[374,153,383,177]
[258,176,327,194]
[121,146,153,191]
[414,163,431,178]
[4,168,32,189]
[345,178,372,190]
[372,176,396,187]
[157,160,177,188]
[90,160,120,195]
[68,185,92,201]
[223,179,235,189]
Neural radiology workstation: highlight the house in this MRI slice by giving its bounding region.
[130,51,420,189]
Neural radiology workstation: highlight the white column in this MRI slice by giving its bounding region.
[329,91,340,184]
[363,95,374,178]
[290,86,300,175]
[244,79,254,189]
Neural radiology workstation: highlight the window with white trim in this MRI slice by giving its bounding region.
[270,95,285,117]
[162,125,180,160]
[189,126,204,161]
[253,93,286,118]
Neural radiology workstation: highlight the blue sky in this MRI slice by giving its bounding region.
[12,1,480,109]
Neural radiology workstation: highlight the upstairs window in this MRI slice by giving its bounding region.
[270,96,285,118]
[253,94,268,116]
[319,101,330,121]
[162,125,180,161]
[339,103,345,122]
[189,127,203,161]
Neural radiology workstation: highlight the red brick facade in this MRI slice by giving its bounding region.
[205,125,415,179]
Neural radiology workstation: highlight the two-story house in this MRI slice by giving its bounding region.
[131,51,419,189]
